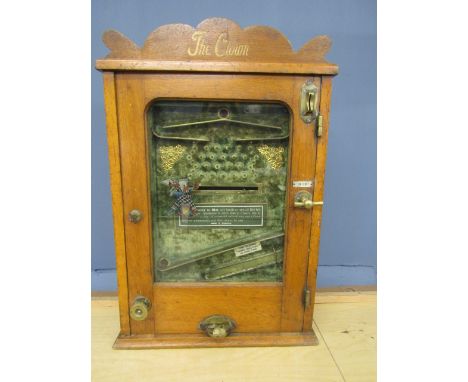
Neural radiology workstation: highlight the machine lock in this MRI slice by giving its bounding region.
[129,296,152,321]
[294,191,323,210]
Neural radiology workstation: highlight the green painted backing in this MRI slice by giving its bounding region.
[148,101,290,282]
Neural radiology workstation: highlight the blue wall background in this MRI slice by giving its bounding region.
[92,0,376,290]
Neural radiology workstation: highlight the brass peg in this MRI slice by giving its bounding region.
[128,209,143,223]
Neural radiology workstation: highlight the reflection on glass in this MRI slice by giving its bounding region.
[148,101,290,282]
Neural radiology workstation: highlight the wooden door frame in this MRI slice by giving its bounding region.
[108,72,323,346]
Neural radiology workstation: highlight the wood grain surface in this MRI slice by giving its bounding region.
[280,76,320,332]
[102,72,130,335]
[114,331,318,350]
[303,76,333,330]
[111,73,319,341]
[115,74,155,335]
[153,283,282,334]
[96,18,338,75]
[314,296,377,382]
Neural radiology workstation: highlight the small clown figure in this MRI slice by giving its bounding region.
[165,178,199,218]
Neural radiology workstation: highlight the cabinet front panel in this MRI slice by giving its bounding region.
[116,73,319,335]
[153,283,282,333]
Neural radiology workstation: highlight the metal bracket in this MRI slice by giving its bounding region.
[316,115,323,137]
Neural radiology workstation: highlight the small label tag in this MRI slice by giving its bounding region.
[293,180,313,188]
[234,242,262,257]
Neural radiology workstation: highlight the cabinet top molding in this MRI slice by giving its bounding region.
[96,18,338,75]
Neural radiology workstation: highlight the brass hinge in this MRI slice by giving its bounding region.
[316,115,323,137]
[303,288,311,308]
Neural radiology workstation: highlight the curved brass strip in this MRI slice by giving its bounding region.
[152,129,210,142]
[160,118,283,130]
[234,134,289,142]
[204,251,281,280]
[157,230,284,271]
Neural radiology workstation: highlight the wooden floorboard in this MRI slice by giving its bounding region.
[92,292,376,382]
[314,294,377,382]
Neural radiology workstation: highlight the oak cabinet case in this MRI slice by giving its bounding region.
[96,18,338,349]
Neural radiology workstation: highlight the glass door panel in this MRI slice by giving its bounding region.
[148,100,290,282]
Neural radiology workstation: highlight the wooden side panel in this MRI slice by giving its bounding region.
[280,77,320,331]
[153,283,282,334]
[115,74,154,334]
[102,72,129,335]
[303,76,333,330]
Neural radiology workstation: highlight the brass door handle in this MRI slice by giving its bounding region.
[199,315,236,338]
[129,296,151,321]
[294,191,323,209]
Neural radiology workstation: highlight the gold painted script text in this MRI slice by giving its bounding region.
[187,31,249,57]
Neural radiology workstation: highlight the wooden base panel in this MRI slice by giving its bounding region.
[113,331,319,349]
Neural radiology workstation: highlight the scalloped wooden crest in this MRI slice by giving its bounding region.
[101,18,333,63]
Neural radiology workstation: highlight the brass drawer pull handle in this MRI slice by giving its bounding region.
[199,315,236,338]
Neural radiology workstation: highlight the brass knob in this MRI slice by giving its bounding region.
[129,296,151,321]
[199,315,236,338]
[128,209,142,223]
[303,199,313,209]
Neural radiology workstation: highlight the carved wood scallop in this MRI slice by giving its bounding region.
[96,18,338,75]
